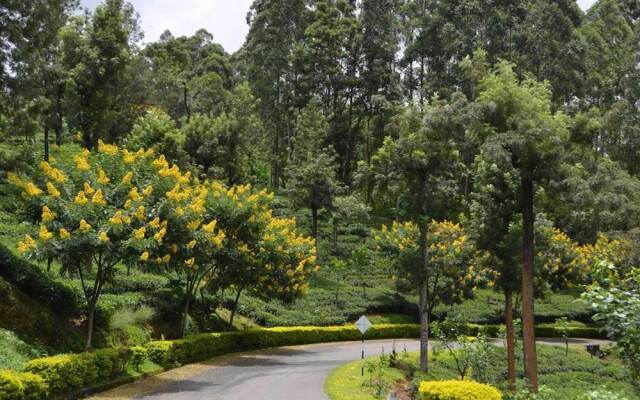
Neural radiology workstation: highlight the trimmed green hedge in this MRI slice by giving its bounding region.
[0,370,47,400]
[146,324,419,367]
[23,347,131,399]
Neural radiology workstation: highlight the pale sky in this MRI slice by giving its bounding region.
[81,0,599,54]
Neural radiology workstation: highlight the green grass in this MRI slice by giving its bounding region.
[0,329,44,370]
[325,345,637,400]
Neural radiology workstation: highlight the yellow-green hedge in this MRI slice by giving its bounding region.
[23,347,131,399]
[419,380,503,400]
[0,370,47,400]
[146,324,419,367]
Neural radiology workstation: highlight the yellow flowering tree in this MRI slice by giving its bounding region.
[9,141,163,349]
[374,220,481,361]
[142,157,317,336]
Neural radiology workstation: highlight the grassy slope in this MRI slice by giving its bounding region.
[325,345,636,400]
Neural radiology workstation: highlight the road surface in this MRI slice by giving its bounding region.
[89,338,609,400]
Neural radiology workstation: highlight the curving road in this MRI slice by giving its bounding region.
[89,338,609,400]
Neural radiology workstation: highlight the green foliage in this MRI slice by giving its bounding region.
[0,330,43,371]
[583,263,640,383]
[126,110,186,164]
[0,369,47,400]
[0,244,80,316]
[128,346,147,372]
[24,347,132,398]
[419,380,503,400]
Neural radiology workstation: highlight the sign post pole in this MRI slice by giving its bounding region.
[355,315,372,378]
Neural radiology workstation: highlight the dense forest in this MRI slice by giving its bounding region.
[1,0,640,398]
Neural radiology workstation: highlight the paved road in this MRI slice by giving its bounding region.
[89,338,610,400]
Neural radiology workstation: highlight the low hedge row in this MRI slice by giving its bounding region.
[0,322,606,399]
[419,380,503,400]
[0,370,47,400]
[146,324,419,367]
[22,347,132,399]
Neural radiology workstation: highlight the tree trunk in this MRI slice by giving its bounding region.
[85,301,96,350]
[505,290,516,392]
[311,206,318,243]
[183,82,191,122]
[419,281,429,372]
[229,287,243,329]
[521,175,538,391]
[181,290,192,337]
[44,125,50,162]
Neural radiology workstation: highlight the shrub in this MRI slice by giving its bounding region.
[0,370,47,400]
[419,380,502,400]
[129,346,147,372]
[0,244,80,316]
[24,347,130,398]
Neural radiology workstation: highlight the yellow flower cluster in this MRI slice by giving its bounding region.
[47,182,60,198]
[17,235,37,253]
[97,169,110,184]
[39,225,53,241]
[97,140,118,155]
[74,152,91,172]
[79,219,92,233]
[41,206,56,223]
[40,161,67,183]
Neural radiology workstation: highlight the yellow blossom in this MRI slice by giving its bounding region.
[74,154,90,172]
[79,219,92,233]
[124,199,133,209]
[142,186,153,196]
[23,182,43,197]
[97,169,110,184]
[92,189,106,206]
[149,217,160,229]
[7,172,25,187]
[83,182,95,194]
[187,220,201,231]
[121,171,133,185]
[17,235,37,253]
[39,225,53,241]
[134,205,145,220]
[140,251,149,262]
[133,227,146,240]
[185,258,195,266]
[59,228,71,239]
[202,220,217,234]
[122,149,136,164]
[187,240,197,249]
[74,191,88,206]
[46,182,60,198]
[109,211,124,226]
[129,187,142,202]
[97,140,118,155]
[99,231,110,243]
[162,254,171,263]
[154,228,166,243]
[41,206,56,223]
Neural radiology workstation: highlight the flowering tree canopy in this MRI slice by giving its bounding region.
[9,141,318,342]
[10,142,160,348]
[374,220,483,317]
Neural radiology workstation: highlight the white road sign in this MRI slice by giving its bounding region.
[355,315,372,334]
